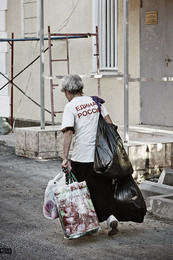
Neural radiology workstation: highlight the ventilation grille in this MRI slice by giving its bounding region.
[98,0,118,70]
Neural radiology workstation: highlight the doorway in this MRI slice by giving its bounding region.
[140,0,173,126]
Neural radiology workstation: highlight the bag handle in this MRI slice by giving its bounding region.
[67,171,78,184]
[52,171,65,183]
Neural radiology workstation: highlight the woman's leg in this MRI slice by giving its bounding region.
[71,161,118,222]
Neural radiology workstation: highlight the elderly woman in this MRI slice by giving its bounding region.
[60,74,118,236]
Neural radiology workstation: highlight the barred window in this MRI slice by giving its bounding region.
[93,0,118,72]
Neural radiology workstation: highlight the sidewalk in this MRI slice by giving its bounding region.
[0,132,16,147]
[1,131,173,221]
[0,132,173,259]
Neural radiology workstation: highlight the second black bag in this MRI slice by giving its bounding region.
[113,175,147,223]
[93,113,133,179]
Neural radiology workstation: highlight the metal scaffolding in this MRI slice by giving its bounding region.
[0,29,100,127]
[47,26,100,125]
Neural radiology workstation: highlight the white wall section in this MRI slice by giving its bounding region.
[0,0,9,117]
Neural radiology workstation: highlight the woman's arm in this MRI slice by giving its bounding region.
[62,130,73,171]
[104,114,113,124]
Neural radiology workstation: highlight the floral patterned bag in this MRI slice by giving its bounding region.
[54,172,100,239]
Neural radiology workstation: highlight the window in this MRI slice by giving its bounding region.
[93,0,118,72]
[21,0,38,38]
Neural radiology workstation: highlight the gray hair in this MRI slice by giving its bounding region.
[60,74,84,94]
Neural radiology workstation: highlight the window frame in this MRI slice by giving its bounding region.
[92,0,118,74]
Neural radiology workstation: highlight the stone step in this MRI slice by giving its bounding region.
[2,124,173,181]
[139,180,173,199]
[139,168,173,220]
[118,124,173,143]
[146,193,173,220]
[158,168,173,186]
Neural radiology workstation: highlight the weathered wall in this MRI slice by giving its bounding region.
[5,0,140,127]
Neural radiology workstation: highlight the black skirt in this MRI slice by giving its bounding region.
[71,160,117,222]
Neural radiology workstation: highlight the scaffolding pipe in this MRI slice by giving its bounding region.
[48,25,55,125]
[0,35,90,42]
[124,0,129,144]
[40,0,45,129]
[66,36,70,74]
[95,26,101,97]
[10,33,14,127]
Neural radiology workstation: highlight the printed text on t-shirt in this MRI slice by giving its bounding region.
[75,102,100,118]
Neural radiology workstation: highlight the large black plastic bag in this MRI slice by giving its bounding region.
[113,175,147,223]
[93,113,133,179]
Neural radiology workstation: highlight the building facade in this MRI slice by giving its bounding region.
[0,0,172,129]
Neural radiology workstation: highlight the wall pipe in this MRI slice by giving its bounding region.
[40,0,45,129]
[124,0,129,145]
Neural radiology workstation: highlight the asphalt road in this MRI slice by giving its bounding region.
[0,141,173,260]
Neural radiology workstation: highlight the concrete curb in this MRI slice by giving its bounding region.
[139,169,173,220]
[139,180,173,199]
[146,193,173,220]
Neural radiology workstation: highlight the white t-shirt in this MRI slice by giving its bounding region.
[61,96,108,163]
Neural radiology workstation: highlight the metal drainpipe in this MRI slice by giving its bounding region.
[40,0,45,129]
[124,0,129,152]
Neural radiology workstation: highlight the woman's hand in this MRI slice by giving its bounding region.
[62,159,72,174]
